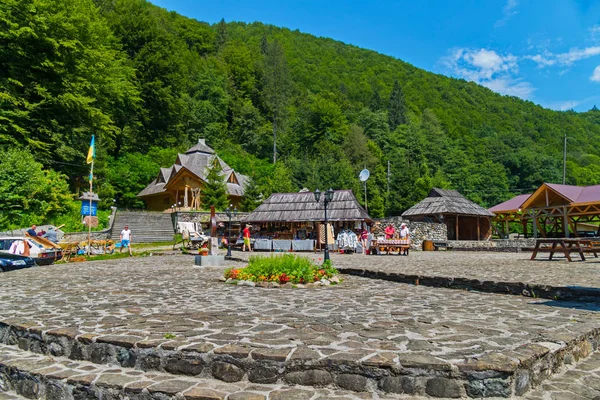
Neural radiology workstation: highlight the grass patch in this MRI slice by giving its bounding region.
[224,254,338,284]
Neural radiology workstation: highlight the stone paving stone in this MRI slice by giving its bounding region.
[1,253,600,397]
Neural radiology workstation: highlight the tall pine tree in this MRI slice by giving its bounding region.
[202,159,229,210]
[261,39,291,164]
[388,80,408,131]
[240,177,262,212]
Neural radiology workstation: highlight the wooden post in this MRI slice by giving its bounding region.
[504,220,509,239]
[563,206,569,238]
[532,212,538,238]
[455,215,459,240]
[477,216,481,241]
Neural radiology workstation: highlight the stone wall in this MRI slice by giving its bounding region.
[62,207,117,242]
[375,217,447,250]
[176,211,250,225]
[448,238,536,252]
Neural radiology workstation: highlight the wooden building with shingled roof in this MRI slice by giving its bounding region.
[137,139,248,211]
[244,190,373,224]
[402,188,495,240]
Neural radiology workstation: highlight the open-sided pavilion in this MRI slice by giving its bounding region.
[489,183,600,238]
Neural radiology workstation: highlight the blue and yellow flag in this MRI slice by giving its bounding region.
[86,135,95,164]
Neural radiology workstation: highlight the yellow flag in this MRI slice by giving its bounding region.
[86,135,95,164]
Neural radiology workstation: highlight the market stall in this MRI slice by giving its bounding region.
[244,190,373,253]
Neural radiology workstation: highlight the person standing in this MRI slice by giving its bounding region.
[360,227,369,254]
[242,224,252,252]
[120,225,133,256]
[26,225,37,237]
[384,224,395,239]
[399,222,410,255]
[399,223,410,239]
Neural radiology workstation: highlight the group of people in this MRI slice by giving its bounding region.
[357,222,410,255]
[384,222,410,240]
[25,224,58,243]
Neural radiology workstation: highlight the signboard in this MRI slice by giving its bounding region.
[80,202,98,216]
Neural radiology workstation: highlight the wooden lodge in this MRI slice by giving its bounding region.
[137,139,248,211]
[401,188,494,240]
[243,190,372,251]
[489,183,600,238]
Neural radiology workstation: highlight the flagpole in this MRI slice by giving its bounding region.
[88,160,93,256]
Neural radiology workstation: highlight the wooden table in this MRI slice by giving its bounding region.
[371,239,410,255]
[530,238,587,262]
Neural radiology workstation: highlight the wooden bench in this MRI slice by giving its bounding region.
[530,239,586,262]
[579,240,600,258]
[433,241,448,250]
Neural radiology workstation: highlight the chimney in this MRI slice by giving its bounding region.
[198,138,205,146]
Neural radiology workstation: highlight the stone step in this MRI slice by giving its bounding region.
[523,350,600,399]
[0,344,414,400]
[111,211,174,243]
[2,318,598,398]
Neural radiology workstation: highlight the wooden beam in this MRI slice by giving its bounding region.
[455,215,459,240]
[477,216,481,241]
[563,206,569,238]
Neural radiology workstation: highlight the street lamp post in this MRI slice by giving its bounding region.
[314,188,334,263]
[225,205,237,257]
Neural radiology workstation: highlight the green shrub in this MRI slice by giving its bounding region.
[224,254,338,284]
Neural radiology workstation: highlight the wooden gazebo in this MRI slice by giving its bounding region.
[402,188,494,240]
[489,183,600,238]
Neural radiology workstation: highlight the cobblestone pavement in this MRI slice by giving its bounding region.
[233,251,600,290]
[0,254,598,365]
[524,351,600,399]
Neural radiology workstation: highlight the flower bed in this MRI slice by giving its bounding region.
[224,254,339,285]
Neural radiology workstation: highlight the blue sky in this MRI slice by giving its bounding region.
[149,0,600,112]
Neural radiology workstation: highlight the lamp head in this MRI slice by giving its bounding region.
[314,189,321,203]
[325,188,334,202]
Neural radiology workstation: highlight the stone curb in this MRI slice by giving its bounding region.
[1,320,599,397]
[338,267,600,301]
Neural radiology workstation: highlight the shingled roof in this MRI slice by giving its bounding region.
[244,190,372,223]
[402,188,494,218]
[137,139,248,198]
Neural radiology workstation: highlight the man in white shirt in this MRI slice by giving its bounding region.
[399,223,410,256]
[399,223,410,239]
[120,225,133,256]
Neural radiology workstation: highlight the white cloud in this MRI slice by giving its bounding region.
[483,79,535,98]
[590,25,600,43]
[495,0,519,28]
[526,53,555,67]
[590,65,600,82]
[442,48,534,99]
[528,46,600,68]
[557,100,579,111]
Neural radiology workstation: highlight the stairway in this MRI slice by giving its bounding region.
[0,344,381,400]
[110,211,174,243]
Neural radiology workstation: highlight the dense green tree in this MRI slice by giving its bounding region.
[240,177,263,212]
[388,80,408,130]
[0,148,76,229]
[0,0,138,169]
[215,18,228,51]
[261,38,291,163]
[202,160,229,210]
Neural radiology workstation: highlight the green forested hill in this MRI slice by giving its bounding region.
[2,0,600,229]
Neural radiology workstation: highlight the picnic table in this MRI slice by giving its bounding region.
[530,238,589,262]
[370,239,410,255]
